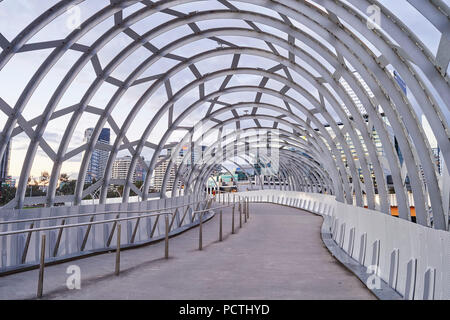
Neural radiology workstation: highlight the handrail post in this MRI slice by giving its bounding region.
[169,208,178,231]
[198,212,203,251]
[244,199,247,223]
[37,234,46,299]
[178,205,190,227]
[81,215,95,251]
[150,215,160,238]
[232,205,235,234]
[106,214,120,247]
[21,222,34,264]
[53,219,66,257]
[165,214,169,259]
[247,198,250,219]
[130,217,140,244]
[239,201,242,228]
[115,224,121,276]
[219,209,223,241]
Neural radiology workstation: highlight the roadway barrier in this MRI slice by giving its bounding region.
[236,190,450,300]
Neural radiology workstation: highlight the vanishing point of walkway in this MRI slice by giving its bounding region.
[0,203,375,300]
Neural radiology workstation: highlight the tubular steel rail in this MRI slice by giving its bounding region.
[0,197,213,265]
[1,194,252,299]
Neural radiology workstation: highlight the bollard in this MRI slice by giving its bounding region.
[239,201,243,228]
[165,214,169,259]
[199,212,203,250]
[247,198,250,219]
[219,210,223,241]
[244,199,247,223]
[115,224,121,276]
[37,234,46,299]
[232,205,235,234]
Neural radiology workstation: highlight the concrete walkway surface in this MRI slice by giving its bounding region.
[0,203,375,300]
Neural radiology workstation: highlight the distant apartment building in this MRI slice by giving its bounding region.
[151,144,208,192]
[153,147,182,191]
[112,156,131,181]
[153,155,173,191]
[112,155,146,183]
[180,144,207,166]
[84,128,110,184]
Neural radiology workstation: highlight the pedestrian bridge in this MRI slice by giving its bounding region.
[1,197,378,300]
[0,0,449,300]
[0,190,449,300]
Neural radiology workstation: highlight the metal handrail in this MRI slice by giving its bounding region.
[0,198,212,226]
[3,195,249,299]
[193,198,250,250]
[0,196,216,239]
[191,203,235,217]
[0,211,176,237]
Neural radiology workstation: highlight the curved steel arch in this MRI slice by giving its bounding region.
[0,1,448,230]
[193,147,327,198]
[93,43,362,205]
[171,113,339,197]
[179,136,329,195]
[164,110,334,198]
[169,128,333,197]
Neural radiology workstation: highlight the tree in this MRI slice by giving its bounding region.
[0,185,16,205]
[59,180,76,195]
[40,171,50,183]
[59,173,69,183]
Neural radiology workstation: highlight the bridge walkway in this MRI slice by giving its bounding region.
[0,203,375,300]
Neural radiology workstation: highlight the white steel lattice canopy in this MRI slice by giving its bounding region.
[0,0,448,230]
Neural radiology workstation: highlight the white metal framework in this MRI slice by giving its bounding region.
[0,0,448,230]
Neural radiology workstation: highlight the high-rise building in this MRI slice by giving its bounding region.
[134,157,147,182]
[111,155,146,183]
[153,155,176,191]
[151,145,208,192]
[112,156,132,181]
[153,147,183,191]
[84,128,110,184]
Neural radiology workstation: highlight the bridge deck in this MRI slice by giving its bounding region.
[0,203,375,300]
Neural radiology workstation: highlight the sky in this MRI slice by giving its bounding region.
[0,0,448,180]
